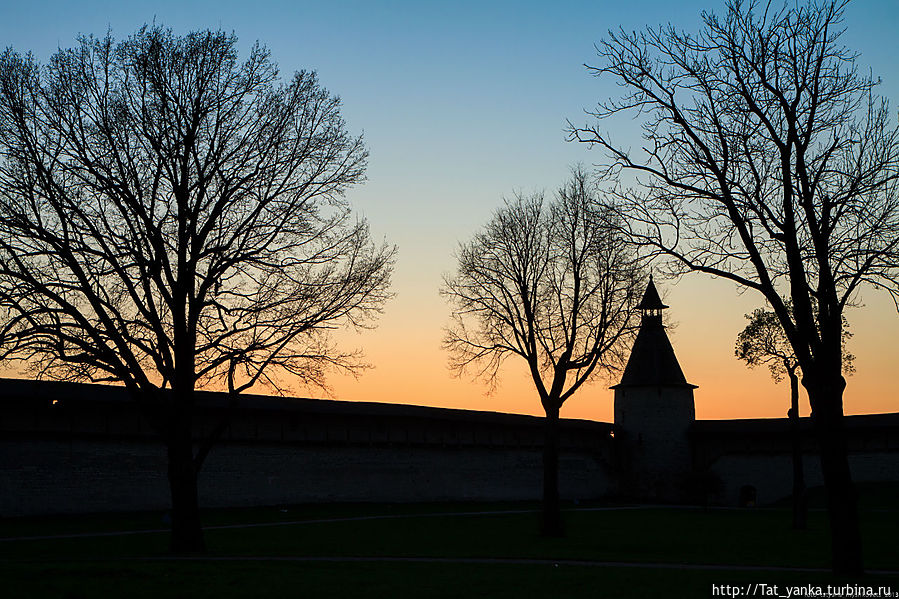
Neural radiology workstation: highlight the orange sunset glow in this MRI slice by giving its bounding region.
[2,0,896,426]
[328,275,899,422]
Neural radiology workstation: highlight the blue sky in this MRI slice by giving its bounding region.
[2,0,898,419]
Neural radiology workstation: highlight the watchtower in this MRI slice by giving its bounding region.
[612,276,697,501]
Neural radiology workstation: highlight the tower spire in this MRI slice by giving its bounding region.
[613,277,693,389]
[636,274,668,326]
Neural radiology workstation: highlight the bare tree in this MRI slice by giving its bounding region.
[442,169,644,535]
[736,304,853,530]
[0,27,394,552]
[572,0,899,574]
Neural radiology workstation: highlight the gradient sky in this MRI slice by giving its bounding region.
[2,0,897,422]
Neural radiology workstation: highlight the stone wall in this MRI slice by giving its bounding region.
[692,414,899,505]
[0,438,613,516]
[702,452,899,506]
[3,378,898,515]
[0,379,615,516]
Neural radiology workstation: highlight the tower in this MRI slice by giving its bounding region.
[612,276,697,502]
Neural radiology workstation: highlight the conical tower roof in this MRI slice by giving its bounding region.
[612,279,696,389]
[637,276,668,310]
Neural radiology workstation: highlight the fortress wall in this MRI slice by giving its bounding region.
[3,379,897,515]
[0,379,615,516]
[0,439,170,516]
[199,443,609,507]
[707,450,899,506]
[692,414,899,506]
[0,438,612,517]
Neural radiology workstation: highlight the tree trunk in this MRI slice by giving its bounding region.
[168,319,204,553]
[788,371,807,531]
[542,404,564,537]
[167,424,205,553]
[805,376,862,576]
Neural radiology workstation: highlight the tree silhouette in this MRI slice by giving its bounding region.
[0,27,394,552]
[736,305,854,530]
[443,169,644,536]
[572,0,899,574]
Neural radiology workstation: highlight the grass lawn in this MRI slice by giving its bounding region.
[1,501,897,598]
[8,560,894,599]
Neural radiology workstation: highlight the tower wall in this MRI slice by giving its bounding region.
[614,385,695,502]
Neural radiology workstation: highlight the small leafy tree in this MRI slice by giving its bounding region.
[737,305,853,530]
[443,169,644,535]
